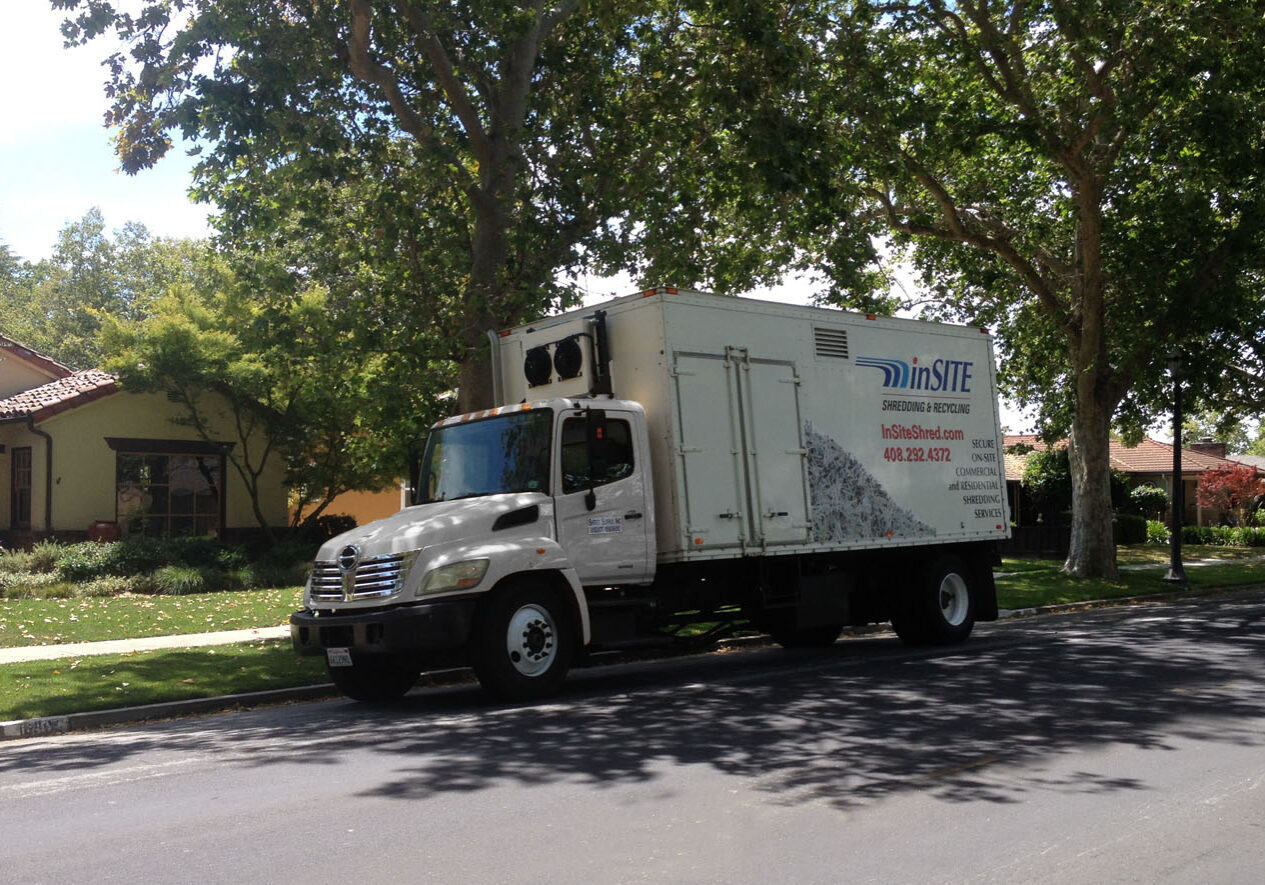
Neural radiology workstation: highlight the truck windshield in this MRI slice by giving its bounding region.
[419,409,553,504]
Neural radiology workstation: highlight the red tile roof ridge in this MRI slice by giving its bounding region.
[0,370,119,422]
[0,333,76,379]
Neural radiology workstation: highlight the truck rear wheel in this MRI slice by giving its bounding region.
[891,556,976,646]
[327,655,421,703]
[472,581,574,701]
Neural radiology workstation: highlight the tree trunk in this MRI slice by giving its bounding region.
[456,199,510,413]
[1064,391,1118,579]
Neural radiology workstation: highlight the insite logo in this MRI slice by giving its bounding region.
[856,356,974,394]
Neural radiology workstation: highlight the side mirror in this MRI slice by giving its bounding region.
[585,409,607,511]
[407,435,427,506]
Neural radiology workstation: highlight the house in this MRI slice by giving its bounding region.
[1004,434,1259,527]
[0,334,288,548]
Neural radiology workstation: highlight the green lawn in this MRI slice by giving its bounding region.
[997,546,1265,610]
[3,547,1264,723]
[1,640,327,722]
[0,587,304,648]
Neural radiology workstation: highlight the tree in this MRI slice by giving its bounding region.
[673,1,1265,577]
[1,209,219,368]
[1195,464,1265,527]
[101,276,445,537]
[1180,409,1252,455]
[56,0,693,412]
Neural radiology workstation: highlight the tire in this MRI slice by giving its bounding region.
[891,556,976,646]
[768,622,843,649]
[327,655,421,703]
[472,581,574,701]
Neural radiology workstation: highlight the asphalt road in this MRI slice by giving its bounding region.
[3,590,1264,884]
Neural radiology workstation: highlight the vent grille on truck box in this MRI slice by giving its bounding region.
[813,327,850,359]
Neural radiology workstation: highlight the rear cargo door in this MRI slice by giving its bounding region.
[739,356,810,547]
[671,351,750,551]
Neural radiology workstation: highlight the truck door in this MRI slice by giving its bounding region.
[739,356,811,547]
[671,350,750,551]
[554,409,653,585]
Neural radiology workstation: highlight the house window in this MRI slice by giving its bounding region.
[116,452,223,537]
[11,447,32,530]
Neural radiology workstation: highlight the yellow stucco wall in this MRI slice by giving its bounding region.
[0,389,287,534]
[295,485,407,527]
[0,358,62,399]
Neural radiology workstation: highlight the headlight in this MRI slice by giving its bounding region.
[419,558,490,595]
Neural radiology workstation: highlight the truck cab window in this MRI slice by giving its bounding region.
[419,409,553,503]
[561,417,634,495]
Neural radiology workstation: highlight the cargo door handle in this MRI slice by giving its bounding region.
[764,511,789,518]
[624,511,643,520]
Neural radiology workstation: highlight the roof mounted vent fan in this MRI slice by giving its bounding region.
[524,346,552,387]
[553,337,584,381]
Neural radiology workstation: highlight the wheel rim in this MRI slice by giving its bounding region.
[937,572,970,626]
[505,603,557,677]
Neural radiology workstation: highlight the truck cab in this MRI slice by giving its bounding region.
[291,398,654,701]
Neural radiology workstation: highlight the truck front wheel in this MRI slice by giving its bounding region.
[327,655,421,703]
[472,581,574,701]
[891,556,976,646]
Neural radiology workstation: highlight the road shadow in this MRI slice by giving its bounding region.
[4,590,1265,812]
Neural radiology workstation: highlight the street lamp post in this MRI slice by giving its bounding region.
[1164,351,1187,585]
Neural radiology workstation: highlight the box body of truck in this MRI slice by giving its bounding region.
[293,288,1010,702]
[492,288,1009,565]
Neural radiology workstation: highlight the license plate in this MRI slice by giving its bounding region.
[326,647,353,668]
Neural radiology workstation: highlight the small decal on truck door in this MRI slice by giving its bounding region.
[588,516,623,534]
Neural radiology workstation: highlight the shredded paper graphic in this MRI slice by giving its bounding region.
[805,423,936,542]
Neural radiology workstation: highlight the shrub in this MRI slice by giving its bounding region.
[77,576,133,598]
[0,571,75,598]
[1127,485,1170,519]
[0,548,33,574]
[151,565,210,595]
[0,570,63,596]
[303,513,358,544]
[1177,525,1265,546]
[1114,514,1148,545]
[27,539,64,573]
[1146,520,1169,545]
[99,536,165,576]
[54,542,115,582]
[244,560,312,589]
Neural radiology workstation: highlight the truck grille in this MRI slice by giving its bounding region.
[309,553,409,602]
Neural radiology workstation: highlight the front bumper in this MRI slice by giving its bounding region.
[290,595,480,657]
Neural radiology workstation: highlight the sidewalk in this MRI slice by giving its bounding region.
[0,625,290,665]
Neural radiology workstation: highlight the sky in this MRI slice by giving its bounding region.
[0,3,213,262]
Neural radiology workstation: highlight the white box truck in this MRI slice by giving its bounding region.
[292,288,1011,701]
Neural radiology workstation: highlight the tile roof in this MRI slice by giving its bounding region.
[0,370,119,423]
[0,333,74,379]
[1003,434,1254,482]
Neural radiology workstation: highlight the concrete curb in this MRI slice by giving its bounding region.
[4,582,1262,741]
[1,682,340,741]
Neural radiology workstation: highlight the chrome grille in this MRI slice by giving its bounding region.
[309,553,409,602]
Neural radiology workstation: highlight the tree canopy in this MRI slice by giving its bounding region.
[0,208,218,368]
[55,0,712,411]
[683,0,1265,576]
